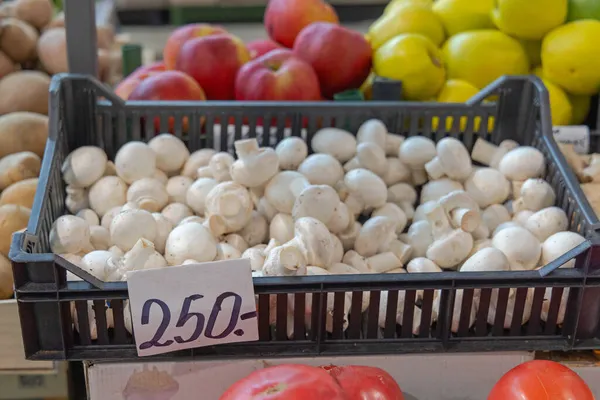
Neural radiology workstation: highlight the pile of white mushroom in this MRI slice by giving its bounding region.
[51,120,587,338]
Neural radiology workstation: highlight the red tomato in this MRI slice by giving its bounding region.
[322,365,405,400]
[219,364,346,400]
[488,360,594,400]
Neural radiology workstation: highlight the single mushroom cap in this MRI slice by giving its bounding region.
[513,178,556,213]
[425,137,472,181]
[385,134,404,157]
[76,209,99,226]
[161,202,193,226]
[297,154,344,187]
[413,201,437,223]
[209,152,235,182]
[464,168,510,208]
[186,177,218,216]
[81,250,113,280]
[498,146,545,181]
[148,134,190,173]
[230,138,280,188]
[387,182,418,219]
[292,184,339,223]
[407,257,442,273]
[90,225,111,250]
[126,178,169,212]
[438,190,482,233]
[275,137,308,170]
[357,119,387,150]
[49,215,93,254]
[114,141,157,184]
[420,178,463,204]
[372,203,408,234]
[425,204,473,269]
[343,168,387,215]
[265,171,310,214]
[289,217,335,268]
[204,181,253,234]
[152,169,169,185]
[164,222,218,266]
[88,176,128,217]
[62,146,108,188]
[311,127,356,163]
[513,210,534,225]
[237,210,268,247]
[492,226,541,270]
[215,243,242,260]
[398,220,433,258]
[354,216,397,258]
[470,138,510,168]
[460,247,510,272]
[110,209,158,252]
[270,213,295,244]
[382,157,411,186]
[399,136,437,185]
[65,186,89,214]
[354,142,388,176]
[181,148,217,178]
[482,204,511,233]
[541,231,586,268]
[166,176,193,204]
[524,206,568,242]
[152,212,173,254]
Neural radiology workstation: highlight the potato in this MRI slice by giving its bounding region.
[44,12,64,31]
[0,3,15,18]
[0,71,50,115]
[0,204,30,257]
[0,152,41,190]
[0,51,17,80]
[0,112,48,158]
[37,27,68,75]
[0,18,38,63]
[0,178,38,208]
[14,0,53,30]
[0,253,13,299]
[96,25,115,50]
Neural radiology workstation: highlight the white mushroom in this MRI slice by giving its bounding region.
[275,137,308,170]
[204,182,253,234]
[413,201,437,223]
[343,250,402,273]
[62,146,108,188]
[105,238,156,281]
[222,233,249,253]
[460,248,510,272]
[65,186,89,214]
[161,202,193,226]
[186,177,217,216]
[81,250,113,280]
[420,178,463,204]
[90,225,110,250]
[464,168,510,208]
[311,128,356,162]
[387,183,418,219]
[208,152,235,182]
[215,243,242,260]
[492,226,541,270]
[338,220,361,252]
[482,204,511,233]
[398,220,433,259]
[269,213,295,244]
[49,215,93,254]
[357,119,387,149]
[166,176,193,204]
[88,176,127,217]
[471,138,511,169]
[76,209,99,226]
[231,138,279,188]
[425,204,473,269]
[512,178,556,213]
[182,148,217,178]
[541,231,586,269]
[237,211,268,247]
[385,134,404,157]
[425,137,472,181]
[498,147,545,181]
[513,210,534,226]
[298,154,344,187]
[241,246,266,271]
[399,136,436,185]
[345,142,388,177]
[110,209,157,252]
[148,134,190,173]
[492,221,523,236]
[164,222,218,266]
[114,141,157,184]
[100,206,122,230]
[341,168,387,216]
[372,203,407,235]
[152,213,173,254]
[126,178,169,212]
[152,169,169,185]
[382,158,411,186]
[264,171,310,214]
[354,216,397,258]
[178,216,204,225]
[438,190,481,233]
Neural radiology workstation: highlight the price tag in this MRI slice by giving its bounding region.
[127,259,259,357]
[553,125,590,154]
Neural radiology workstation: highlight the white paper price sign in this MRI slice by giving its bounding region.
[553,125,590,154]
[127,259,259,357]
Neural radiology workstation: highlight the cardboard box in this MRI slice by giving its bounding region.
[86,352,537,400]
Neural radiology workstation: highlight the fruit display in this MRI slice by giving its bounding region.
[367,0,600,126]
[219,364,404,400]
[50,119,586,337]
[116,0,372,104]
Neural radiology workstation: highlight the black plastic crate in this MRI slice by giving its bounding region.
[9,74,600,362]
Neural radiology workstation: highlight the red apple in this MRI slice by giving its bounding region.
[163,24,228,69]
[235,49,321,101]
[176,33,251,100]
[294,22,372,99]
[264,0,339,48]
[247,39,282,59]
